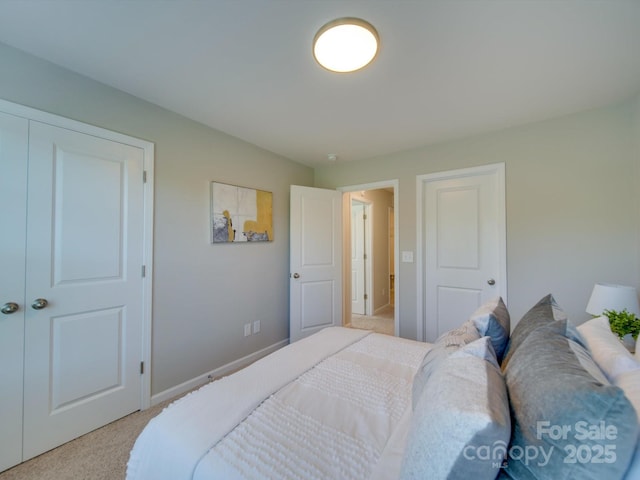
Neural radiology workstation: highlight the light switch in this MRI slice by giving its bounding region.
[401,251,414,263]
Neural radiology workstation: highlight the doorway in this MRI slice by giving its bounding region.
[340,181,398,336]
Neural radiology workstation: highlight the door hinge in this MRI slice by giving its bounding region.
[363,213,367,220]
[143,170,148,183]
[140,361,144,374]
[364,293,368,300]
[363,253,367,260]
[142,265,146,277]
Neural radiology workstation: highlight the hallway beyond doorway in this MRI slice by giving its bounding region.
[347,305,394,336]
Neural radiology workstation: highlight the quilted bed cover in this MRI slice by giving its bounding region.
[126,327,432,480]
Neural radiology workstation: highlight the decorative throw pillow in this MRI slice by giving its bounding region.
[402,337,510,480]
[469,297,510,362]
[625,448,640,480]
[501,294,567,368]
[435,318,482,347]
[412,320,480,408]
[615,369,640,478]
[578,316,640,382]
[500,320,639,479]
[616,369,640,419]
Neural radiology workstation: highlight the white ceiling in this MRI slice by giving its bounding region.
[0,1,639,167]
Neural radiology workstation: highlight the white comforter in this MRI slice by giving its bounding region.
[126,327,431,480]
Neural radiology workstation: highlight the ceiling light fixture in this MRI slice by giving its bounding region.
[313,17,379,73]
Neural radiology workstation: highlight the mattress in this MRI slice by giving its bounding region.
[126,327,432,480]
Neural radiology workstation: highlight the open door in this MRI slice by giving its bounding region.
[289,186,343,342]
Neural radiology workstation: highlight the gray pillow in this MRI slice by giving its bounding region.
[402,337,511,480]
[412,320,480,408]
[501,294,566,368]
[470,297,511,362]
[500,320,639,479]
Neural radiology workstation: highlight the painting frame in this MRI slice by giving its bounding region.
[210,181,273,243]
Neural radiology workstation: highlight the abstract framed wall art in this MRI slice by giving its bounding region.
[210,181,273,243]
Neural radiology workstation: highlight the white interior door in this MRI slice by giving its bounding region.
[290,185,342,342]
[351,201,366,315]
[22,121,146,459]
[420,164,506,341]
[0,111,28,472]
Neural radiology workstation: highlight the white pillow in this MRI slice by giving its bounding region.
[412,320,481,408]
[577,316,640,382]
[402,337,510,480]
[617,369,640,415]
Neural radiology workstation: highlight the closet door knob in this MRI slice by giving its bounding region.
[487,279,496,286]
[292,273,300,279]
[31,298,48,310]
[1,302,19,314]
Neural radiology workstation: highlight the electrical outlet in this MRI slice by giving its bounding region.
[244,323,251,337]
[253,320,261,334]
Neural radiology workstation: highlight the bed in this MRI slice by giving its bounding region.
[126,295,640,480]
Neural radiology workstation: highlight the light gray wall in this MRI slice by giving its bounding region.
[315,99,640,339]
[634,95,640,288]
[0,42,314,395]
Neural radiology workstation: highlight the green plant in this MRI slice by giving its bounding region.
[604,309,640,340]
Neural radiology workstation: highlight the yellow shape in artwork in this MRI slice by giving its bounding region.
[243,190,273,241]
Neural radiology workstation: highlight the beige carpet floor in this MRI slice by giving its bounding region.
[0,397,176,480]
[349,304,395,335]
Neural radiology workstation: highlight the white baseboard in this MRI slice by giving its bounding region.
[150,338,289,407]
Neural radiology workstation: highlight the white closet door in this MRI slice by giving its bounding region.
[421,164,506,341]
[0,112,28,472]
[22,121,146,459]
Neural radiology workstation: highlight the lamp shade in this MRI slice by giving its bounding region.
[586,283,640,316]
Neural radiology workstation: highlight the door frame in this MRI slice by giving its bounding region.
[0,98,155,409]
[339,180,399,337]
[416,163,506,341]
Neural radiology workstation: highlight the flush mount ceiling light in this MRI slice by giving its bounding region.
[313,17,380,73]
